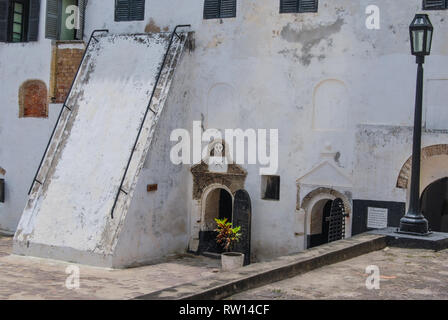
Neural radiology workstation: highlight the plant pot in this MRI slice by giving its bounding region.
[221,252,244,271]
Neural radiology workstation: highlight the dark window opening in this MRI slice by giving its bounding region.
[0,0,40,43]
[203,0,236,20]
[115,0,145,22]
[10,1,27,41]
[423,0,448,10]
[280,0,318,14]
[45,0,85,40]
[261,175,280,201]
[0,179,4,203]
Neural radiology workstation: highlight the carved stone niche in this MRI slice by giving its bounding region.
[191,161,247,200]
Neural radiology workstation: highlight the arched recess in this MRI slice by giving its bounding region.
[312,79,349,131]
[18,80,48,118]
[301,187,352,249]
[396,144,448,193]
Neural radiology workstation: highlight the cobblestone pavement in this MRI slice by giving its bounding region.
[229,247,448,300]
[0,236,220,300]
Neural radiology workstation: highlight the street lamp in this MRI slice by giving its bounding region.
[398,14,433,235]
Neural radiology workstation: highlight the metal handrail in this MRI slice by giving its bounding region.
[27,29,109,195]
[109,24,191,218]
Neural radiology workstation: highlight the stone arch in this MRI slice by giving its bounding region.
[396,144,448,189]
[200,183,234,231]
[19,80,48,118]
[301,187,352,216]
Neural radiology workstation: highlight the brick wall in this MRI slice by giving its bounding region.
[18,80,48,118]
[50,42,85,103]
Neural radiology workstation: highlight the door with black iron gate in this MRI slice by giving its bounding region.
[326,198,348,243]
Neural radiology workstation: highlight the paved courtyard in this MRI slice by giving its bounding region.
[229,246,448,300]
[0,236,220,300]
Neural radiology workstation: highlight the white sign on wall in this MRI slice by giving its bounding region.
[367,207,388,229]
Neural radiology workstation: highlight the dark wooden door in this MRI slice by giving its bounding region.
[232,189,251,265]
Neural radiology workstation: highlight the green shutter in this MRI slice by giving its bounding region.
[129,0,144,21]
[115,0,129,21]
[45,0,60,39]
[298,0,318,13]
[280,0,298,13]
[423,0,446,9]
[75,0,86,40]
[203,0,236,19]
[203,0,219,19]
[220,0,236,18]
[28,0,41,41]
[0,0,9,42]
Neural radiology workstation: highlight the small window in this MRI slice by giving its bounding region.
[115,0,145,22]
[203,0,236,20]
[423,0,448,10]
[0,0,40,43]
[261,175,280,201]
[280,0,318,14]
[45,0,86,40]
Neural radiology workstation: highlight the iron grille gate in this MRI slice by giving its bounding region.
[326,198,348,243]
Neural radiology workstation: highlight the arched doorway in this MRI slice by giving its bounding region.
[420,177,448,232]
[309,199,332,248]
[308,197,348,249]
[198,188,233,254]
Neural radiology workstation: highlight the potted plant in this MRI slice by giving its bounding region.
[214,217,244,271]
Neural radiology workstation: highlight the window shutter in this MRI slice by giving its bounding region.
[220,0,236,18]
[0,0,9,42]
[280,0,298,13]
[423,0,445,9]
[45,0,59,39]
[75,0,86,40]
[115,0,129,21]
[203,0,220,19]
[28,0,41,41]
[129,0,144,21]
[298,0,318,13]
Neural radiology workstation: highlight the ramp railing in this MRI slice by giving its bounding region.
[110,24,191,219]
[28,29,109,195]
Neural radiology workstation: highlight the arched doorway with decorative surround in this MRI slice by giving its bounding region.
[301,188,351,249]
[188,147,248,254]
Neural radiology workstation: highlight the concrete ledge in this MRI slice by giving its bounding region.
[135,233,387,300]
[370,227,448,251]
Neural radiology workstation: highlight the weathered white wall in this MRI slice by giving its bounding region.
[0,1,58,234]
[2,0,448,263]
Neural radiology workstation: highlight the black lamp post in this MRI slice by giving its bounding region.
[398,14,433,235]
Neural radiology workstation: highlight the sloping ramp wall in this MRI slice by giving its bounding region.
[13,32,189,267]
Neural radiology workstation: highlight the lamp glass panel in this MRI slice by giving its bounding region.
[412,30,424,53]
[426,30,432,54]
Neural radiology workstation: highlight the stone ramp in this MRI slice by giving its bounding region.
[135,233,388,300]
[13,32,188,267]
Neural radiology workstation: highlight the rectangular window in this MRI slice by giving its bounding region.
[423,0,448,10]
[115,0,145,22]
[261,175,280,201]
[11,1,26,41]
[45,0,85,40]
[280,0,318,14]
[0,0,39,42]
[203,0,236,20]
